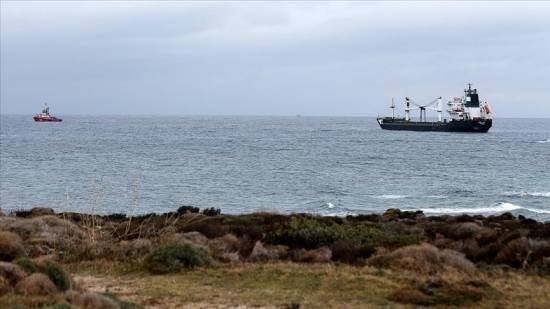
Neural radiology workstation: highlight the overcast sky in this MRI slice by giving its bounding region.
[1,1,549,117]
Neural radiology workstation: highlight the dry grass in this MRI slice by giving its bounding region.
[0,231,26,261]
[66,291,119,309]
[60,260,550,308]
[0,262,26,286]
[15,273,57,296]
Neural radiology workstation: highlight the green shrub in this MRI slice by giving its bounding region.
[146,243,209,274]
[38,261,70,291]
[14,257,37,273]
[267,217,382,250]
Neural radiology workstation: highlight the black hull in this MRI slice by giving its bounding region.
[378,119,492,133]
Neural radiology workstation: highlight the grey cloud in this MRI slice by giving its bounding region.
[1,1,549,117]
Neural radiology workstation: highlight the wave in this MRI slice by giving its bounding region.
[503,191,550,198]
[375,194,409,199]
[421,202,550,215]
[374,194,447,199]
[535,139,550,144]
[302,200,356,217]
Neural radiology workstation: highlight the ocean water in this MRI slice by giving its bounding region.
[1,115,549,221]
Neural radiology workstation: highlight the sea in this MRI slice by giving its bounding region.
[1,115,549,221]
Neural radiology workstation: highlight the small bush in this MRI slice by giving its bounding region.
[368,243,476,275]
[0,231,26,261]
[14,257,37,273]
[448,222,483,239]
[177,205,200,214]
[119,239,153,261]
[495,237,550,268]
[267,216,381,250]
[30,207,55,217]
[292,247,332,263]
[145,243,209,274]
[38,261,70,291]
[208,234,242,263]
[201,207,221,216]
[0,261,26,286]
[15,273,57,296]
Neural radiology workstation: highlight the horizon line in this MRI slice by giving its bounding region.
[1,113,550,119]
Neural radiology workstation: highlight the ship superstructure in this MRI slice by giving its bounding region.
[377,83,492,132]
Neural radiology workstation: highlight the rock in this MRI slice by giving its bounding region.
[15,273,57,296]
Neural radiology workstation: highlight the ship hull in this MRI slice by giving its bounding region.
[33,115,62,122]
[377,118,492,133]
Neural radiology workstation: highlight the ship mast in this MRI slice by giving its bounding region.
[390,98,395,119]
[405,97,410,121]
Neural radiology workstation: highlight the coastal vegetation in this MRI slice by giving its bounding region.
[0,206,549,308]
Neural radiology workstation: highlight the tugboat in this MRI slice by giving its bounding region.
[377,83,492,132]
[33,103,62,122]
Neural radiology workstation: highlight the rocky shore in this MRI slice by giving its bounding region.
[1,206,549,308]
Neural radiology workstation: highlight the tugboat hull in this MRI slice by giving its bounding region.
[33,115,62,122]
[377,118,492,133]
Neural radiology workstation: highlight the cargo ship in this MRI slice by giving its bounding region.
[377,83,492,132]
[33,103,62,122]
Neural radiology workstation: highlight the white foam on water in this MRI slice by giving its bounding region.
[535,139,550,144]
[523,207,550,214]
[327,202,335,209]
[376,194,409,199]
[504,191,550,198]
[531,192,550,197]
[421,202,522,214]
[426,195,448,199]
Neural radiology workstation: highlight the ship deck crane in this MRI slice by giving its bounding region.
[407,97,443,122]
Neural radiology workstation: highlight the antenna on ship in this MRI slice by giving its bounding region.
[390,98,395,119]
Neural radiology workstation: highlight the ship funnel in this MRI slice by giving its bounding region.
[464,83,480,107]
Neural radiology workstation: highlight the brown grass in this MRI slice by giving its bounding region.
[0,231,26,261]
[0,262,26,286]
[292,246,332,263]
[66,291,119,309]
[15,273,57,296]
[0,277,10,296]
